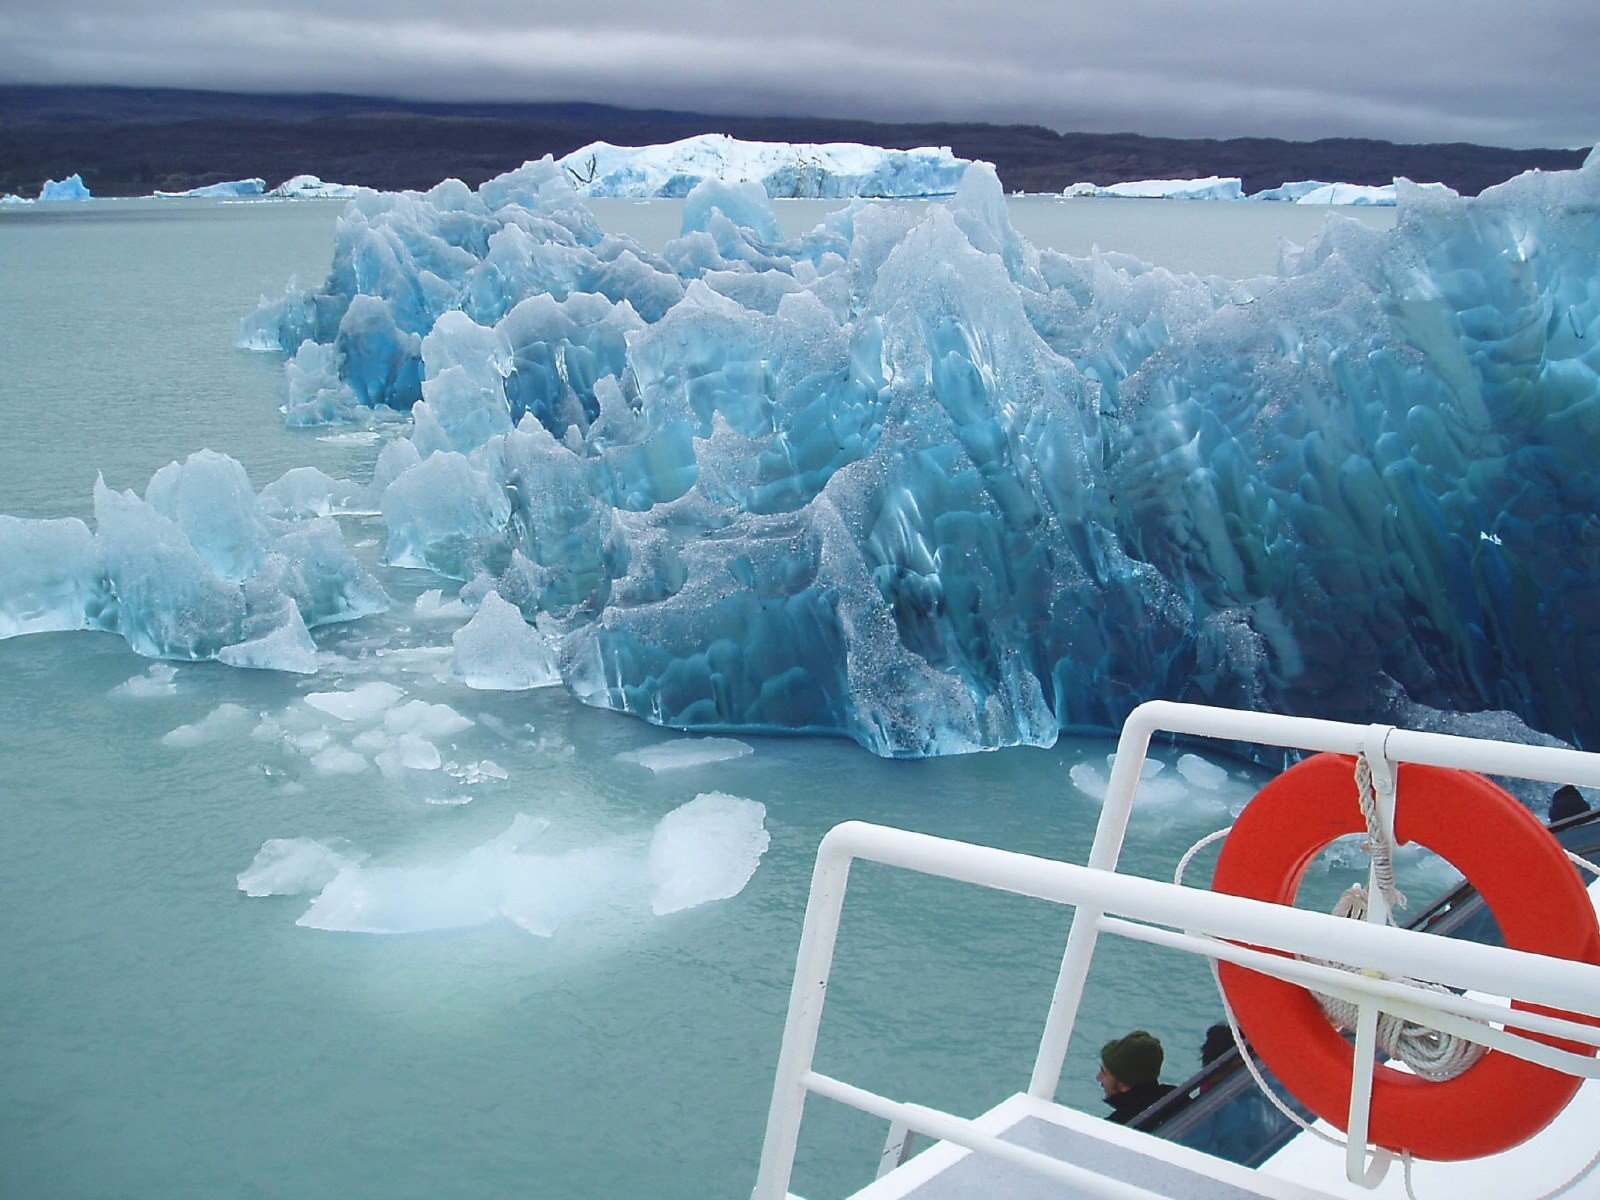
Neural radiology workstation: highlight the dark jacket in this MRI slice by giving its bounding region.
[1104,1080,1176,1125]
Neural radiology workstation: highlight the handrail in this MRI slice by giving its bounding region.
[750,702,1600,1200]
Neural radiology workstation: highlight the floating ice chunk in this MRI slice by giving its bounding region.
[413,589,470,620]
[1069,762,1109,801]
[618,737,754,773]
[237,838,362,897]
[217,614,319,674]
[162,703,254,748]
[500,845,639,936]
[39,174,91,202]
[1177,753,1229,790]
[145,450,271,582]
[383,699,473,740]
[374,736,442,777]
[259,467,345,520]
[446,759,508,784]
[310,746,368,775]
[1070,757,1187,805]
[112,663,180,698]
[270,174,369,200]
[0,515,93,637]
[648,793,770,915]
[424,794,473,807]
[381,452,509,579]
[304,682,405,721]
[451,591,559,689]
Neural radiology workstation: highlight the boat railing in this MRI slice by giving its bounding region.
[751,701,1600,1200]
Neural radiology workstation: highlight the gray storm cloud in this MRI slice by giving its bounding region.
[0,0,1595,147]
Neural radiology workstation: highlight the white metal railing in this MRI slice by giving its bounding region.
[750,701,1600,1200]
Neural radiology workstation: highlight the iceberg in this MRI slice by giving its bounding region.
[154,178,267,199]
[555,135,973,198]
[1064,176,1244,201]
[245,146,1600,757]
[1249,180,1335,202]
[0,452,388,668]
[451,591,560,690]
[270,174,370,200]
[38,174,91,202]
[1294,180,1453,206]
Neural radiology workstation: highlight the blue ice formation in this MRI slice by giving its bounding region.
[154,178,267,199]
[554,135,972,198]
[243,147,1600,755]
[39,174,91,202]
[1064,176,1245,201]
[0,451,388,671]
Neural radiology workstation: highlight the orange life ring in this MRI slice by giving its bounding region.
[1211,753,1600,1161]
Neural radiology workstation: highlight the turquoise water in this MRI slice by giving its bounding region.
[0,197,1424,1200]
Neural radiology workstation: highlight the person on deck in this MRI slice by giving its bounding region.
[1097,1030,1175,1124]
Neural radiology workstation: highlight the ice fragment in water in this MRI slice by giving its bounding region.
[112,663,180,698]
[1177,753,1229,790]
[383,699,472,740]
[238,838,364,897]
[413,589,470,620]
[310,746,369,775]
[617,737,754,772]
[451,592,559,689]
[162,703,254,748]
[305,682,405,721]
[648,793,770,915]
[0,516,93,637]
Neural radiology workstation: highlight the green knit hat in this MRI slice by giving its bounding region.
[1100,1030,1163,1086]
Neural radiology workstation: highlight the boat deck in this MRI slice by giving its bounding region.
[847,1094,1338,1200]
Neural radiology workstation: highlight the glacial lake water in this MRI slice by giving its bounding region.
[0,196,1430,1200]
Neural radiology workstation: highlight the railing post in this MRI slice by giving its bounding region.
[751,830,858,1200]
[1029,703,1163,1098]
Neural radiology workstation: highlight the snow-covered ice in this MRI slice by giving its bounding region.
[1065,176,1244,201]
[617,738,754,773]
[556,135,973,198]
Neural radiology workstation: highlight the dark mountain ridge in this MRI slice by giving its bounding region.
[0,85,1586,198]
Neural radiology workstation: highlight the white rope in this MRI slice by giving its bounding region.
[1354,753,1406,912]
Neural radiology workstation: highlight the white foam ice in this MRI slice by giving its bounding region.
[617,737,754,773]
[304,682,405,721]
[237,838,364,897]
[162,703,254,748]
[647,792,770,915]
[283,797,769,935]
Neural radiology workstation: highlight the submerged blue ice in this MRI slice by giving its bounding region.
[223,145,1600,754]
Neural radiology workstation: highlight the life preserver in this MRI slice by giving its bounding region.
[1212,753,1600,1161]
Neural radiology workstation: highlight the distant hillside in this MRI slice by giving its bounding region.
[0,85,1586,198]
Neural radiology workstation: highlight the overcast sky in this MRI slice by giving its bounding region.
[2,0,1596,149]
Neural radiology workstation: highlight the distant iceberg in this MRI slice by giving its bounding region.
[237,146,1600,757]
[1,193,29,206]
[554,134,973,198]
[38,174,91,202]
[1294,180,1456,205]
[270,174,371,200]
[1064,176,1244,201]
[1248,180,1333,202]
[155,178,266,199]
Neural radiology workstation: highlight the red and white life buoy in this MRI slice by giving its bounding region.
[1211,753,1600,1161]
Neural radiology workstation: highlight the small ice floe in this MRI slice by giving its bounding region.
[451,592,559,690]
[316,431,381,446]
[618,737,754,773]
[310,746,368,775]
[237,837,365,897]
[1176,753,1229,790]
[162,702,254,748]
[1069,755,1189,805]
[112,663,180,698]
[647,792,770,915]
[266,795,770,936]
[413,589,471,621]
[304,682,404,721]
